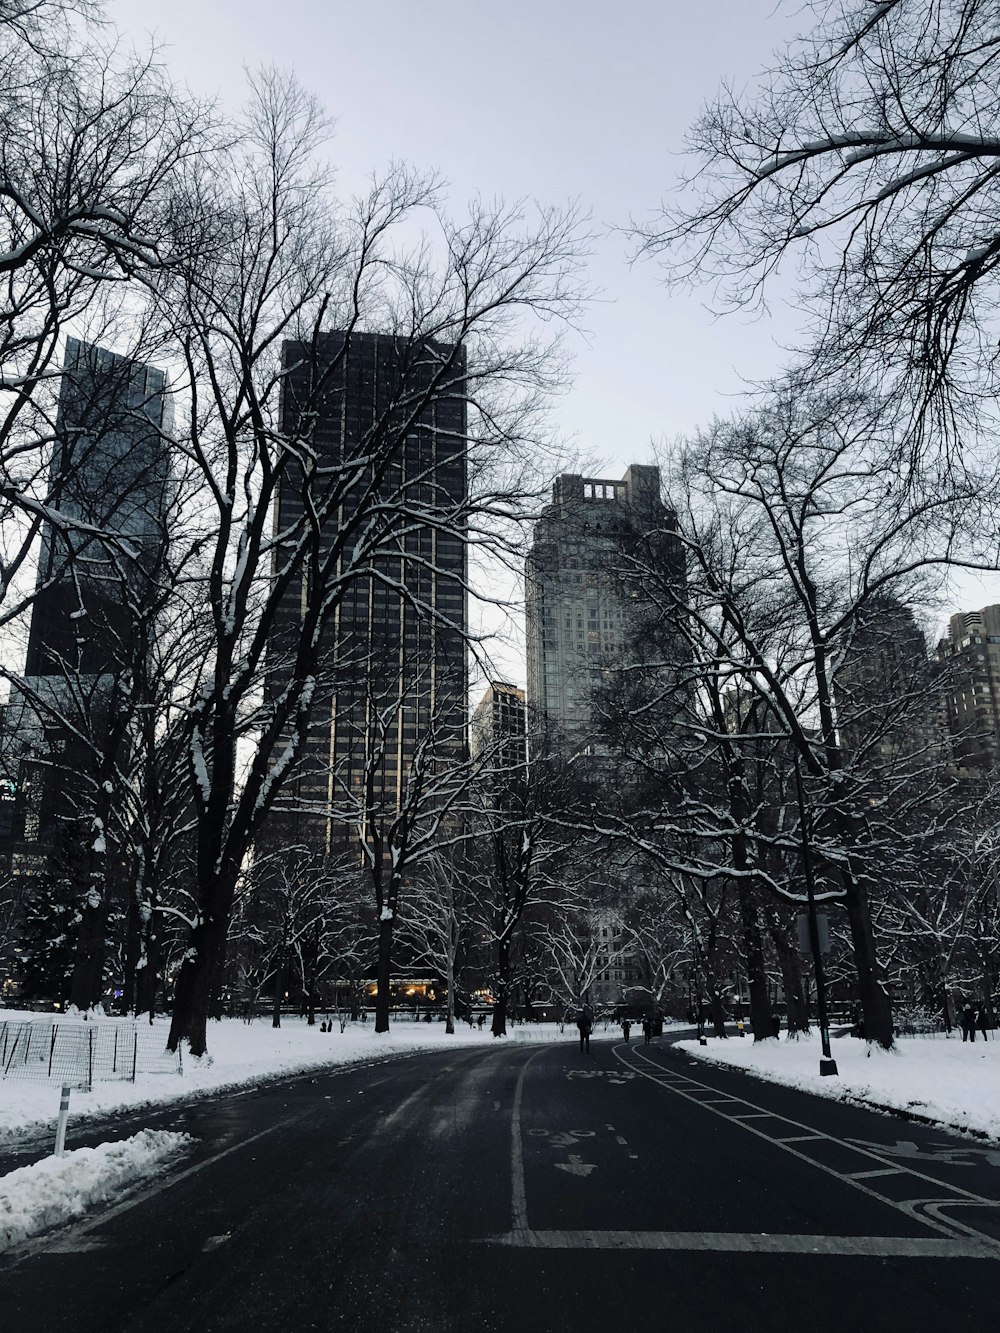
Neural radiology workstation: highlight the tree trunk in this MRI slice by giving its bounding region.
[271,955,283,1029]
[137,893,161,1024]
[735,880,777,1041]
[69,884,106,1011]
[167,907,230,1056]
[491,937,510,1037]
[374,914,394,1032]
[844,877,893,1048]
[445,950,456,1035]
[777,949,810,1034]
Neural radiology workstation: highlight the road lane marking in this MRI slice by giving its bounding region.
[615,1046,1000,1250]
[484,1230,1000,1259]
[510,1047,547,1235]
[848,1137,1000,1168]
[528,1130,595,1147]
[555,1154,597,1177]
[847,1168,906,1180]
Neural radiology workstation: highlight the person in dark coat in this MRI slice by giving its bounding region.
[577,1009,593,1054]
[621,1019,631,1043]
[977,1007,990,1041]
[642,1015,653,1045]
[961,1003,977,1042]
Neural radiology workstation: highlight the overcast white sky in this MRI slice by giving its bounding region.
[105,0,999,670]
[109,0,804,455]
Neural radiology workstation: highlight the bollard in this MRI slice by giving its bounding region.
[54,1083,72,1157]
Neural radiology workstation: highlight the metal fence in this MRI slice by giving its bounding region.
[0,1019,182,1090]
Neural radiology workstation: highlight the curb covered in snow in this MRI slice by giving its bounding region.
[0,1129,192,1252]
[677,1032,1000,1143]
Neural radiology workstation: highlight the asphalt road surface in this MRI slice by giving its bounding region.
[3,1030,1000,1332]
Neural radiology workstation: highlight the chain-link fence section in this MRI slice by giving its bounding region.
[0,1019,182,1090]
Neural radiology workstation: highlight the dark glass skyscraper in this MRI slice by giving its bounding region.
[268,331,468,859]
[4,337,170,890]
[24,336,171,679]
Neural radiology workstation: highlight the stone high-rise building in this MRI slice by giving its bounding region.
[938,604,1000,774]
[524,465,684,752]
[267,331,468,859]
[836,597,943,767]
[471,681,527,772]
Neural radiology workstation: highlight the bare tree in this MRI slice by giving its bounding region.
[401,847,475,1034]
[320,665,469,1033]
[0,4,207,635]
[596,385,986,1047]
[639,0,1000,467]
[125,66,586,1056]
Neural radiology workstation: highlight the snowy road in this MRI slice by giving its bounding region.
[2,1034,1000,1331]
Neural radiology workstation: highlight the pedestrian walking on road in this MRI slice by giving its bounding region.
[977,1007,990,1041]
[621,1019,631,1043]
[577,1009,593,1054]
[642,1016,653,1045]
[961,1003,977,1042]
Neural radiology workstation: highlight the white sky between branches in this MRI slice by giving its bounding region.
[100,1,1000,686]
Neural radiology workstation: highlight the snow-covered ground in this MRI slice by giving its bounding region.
[0,1009,581,1146]
[0,1129,190,1252]
[0,1010,583,1251]
[678,1030,1000,1141]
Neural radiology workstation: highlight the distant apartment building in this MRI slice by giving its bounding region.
[524,465,684,752]
[835,597,943,768]
[937,604,1000,774]
[470,681,526,772]
[266,331,468,860]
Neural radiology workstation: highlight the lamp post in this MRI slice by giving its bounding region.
[691,927,708,1045]
[792,753,838,1077]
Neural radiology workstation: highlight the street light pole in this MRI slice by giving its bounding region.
[691,925,707,1045]
[792,754,838,1077]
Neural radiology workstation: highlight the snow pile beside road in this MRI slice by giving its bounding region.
[0,1012,579,1144]
[678,1031,1000,1140]
[0,1129,190,1251]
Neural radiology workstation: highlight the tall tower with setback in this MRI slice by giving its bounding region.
[524,465,684,753]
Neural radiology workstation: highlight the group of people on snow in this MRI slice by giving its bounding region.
[959,1003,991,1042]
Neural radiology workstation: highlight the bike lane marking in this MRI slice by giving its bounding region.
[614,1043,1000,1253]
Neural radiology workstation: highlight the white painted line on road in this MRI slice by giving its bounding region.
[614,1046,1000,1249]
[486,1230,1000,1260]
[847,1168,906,1181]
[510,1047,547,1235]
